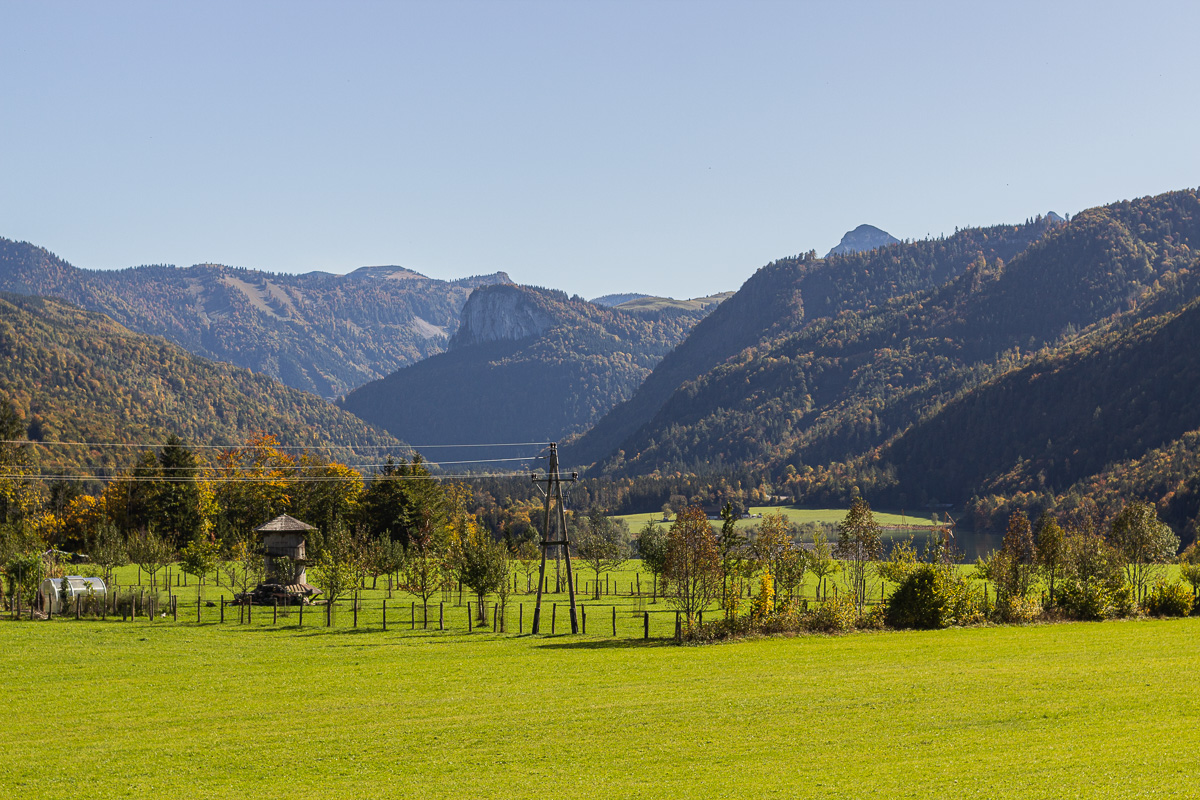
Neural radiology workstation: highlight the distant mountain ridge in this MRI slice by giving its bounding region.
[565,213,1061,469]
[0,238,512,397]
[340,283,713,449]
[592,293,651,307]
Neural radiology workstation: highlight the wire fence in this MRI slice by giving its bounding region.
[3,588,717,640]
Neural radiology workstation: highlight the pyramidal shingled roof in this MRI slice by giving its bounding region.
[254,514,315,533]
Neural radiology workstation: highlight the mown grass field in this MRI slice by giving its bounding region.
[3,611,1198,798]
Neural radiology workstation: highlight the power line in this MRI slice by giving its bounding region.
[29,456,544,471]
[0,472,533,483]
[0,439,551,451]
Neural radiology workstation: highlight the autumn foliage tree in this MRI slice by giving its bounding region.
[663,505,720,630]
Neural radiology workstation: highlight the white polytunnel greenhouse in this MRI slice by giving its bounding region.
[39,576,107,614]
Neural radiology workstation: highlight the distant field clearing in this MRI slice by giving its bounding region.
[615,505,942,533]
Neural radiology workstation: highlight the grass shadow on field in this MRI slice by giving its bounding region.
[532,637,677,650]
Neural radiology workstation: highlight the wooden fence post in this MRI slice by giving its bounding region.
[468,605,473,632]
[492,604,497,632]
[220,597,225,624]
[439,602,444,631]
[612,605,617,636]
[581,605,586,634]
[675,611,681,641]
[353,594,358,629]
[382,599,387,632]
[644,611,649,639]
[552,603,557,635]
[172,595,177,622]
[273,599,278,626]
[519,603,523,633]
[299,601,304,628]
[411,602,416,630]
[326,600,331,627]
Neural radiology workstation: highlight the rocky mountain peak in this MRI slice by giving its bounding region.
[449,284,556,349]
[825,224,901,257]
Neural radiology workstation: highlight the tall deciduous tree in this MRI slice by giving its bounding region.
[126,526,173,592]
[1109,501,1179,603]
[752,511,805,604]
[453,524,508,623]
[715,503,747,617]
[994,510,1037,602]
[1034,513,1067,607]
[574,507,630,599]
[310,522,361,609]
[179,536,219,586]
[663,505,720,630]
[807,528,840,601]
[403,511,449,614]
[835,498,882,612]
[636,521,669,603]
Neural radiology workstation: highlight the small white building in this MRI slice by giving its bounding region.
[39,576,107,614]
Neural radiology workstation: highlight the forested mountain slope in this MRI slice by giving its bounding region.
[340,284,710,448]
[585,190,1200,501]
[566,214,1061,469]
[0,238,510,397]
[0,293,401,473]
[886,295,1200,504]
[595,189,1200,525]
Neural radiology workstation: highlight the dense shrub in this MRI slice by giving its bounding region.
[885,564,973,629]
[804,594,858,633]
[1056,579,1117,620]
[857,603,888,630]
[1143,582,1195,617]
[994,595,1042,624]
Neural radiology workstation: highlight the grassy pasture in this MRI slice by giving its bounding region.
[2,613,1198,797]
[615,505,941,535]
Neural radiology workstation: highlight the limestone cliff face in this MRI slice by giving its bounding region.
[449,284,556,349]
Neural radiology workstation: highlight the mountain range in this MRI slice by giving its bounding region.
[0,238,510,397]
[5,191,1200,539]
[339,283,712,449]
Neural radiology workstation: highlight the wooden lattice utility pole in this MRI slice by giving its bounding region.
[531,443,578,634]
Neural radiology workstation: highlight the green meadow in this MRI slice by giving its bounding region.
[615,506,942,534]
[3,611,1197,798]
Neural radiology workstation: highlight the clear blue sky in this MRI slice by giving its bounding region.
[3,1,1198,299]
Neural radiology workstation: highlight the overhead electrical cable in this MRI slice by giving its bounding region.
[0,439,551,451]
